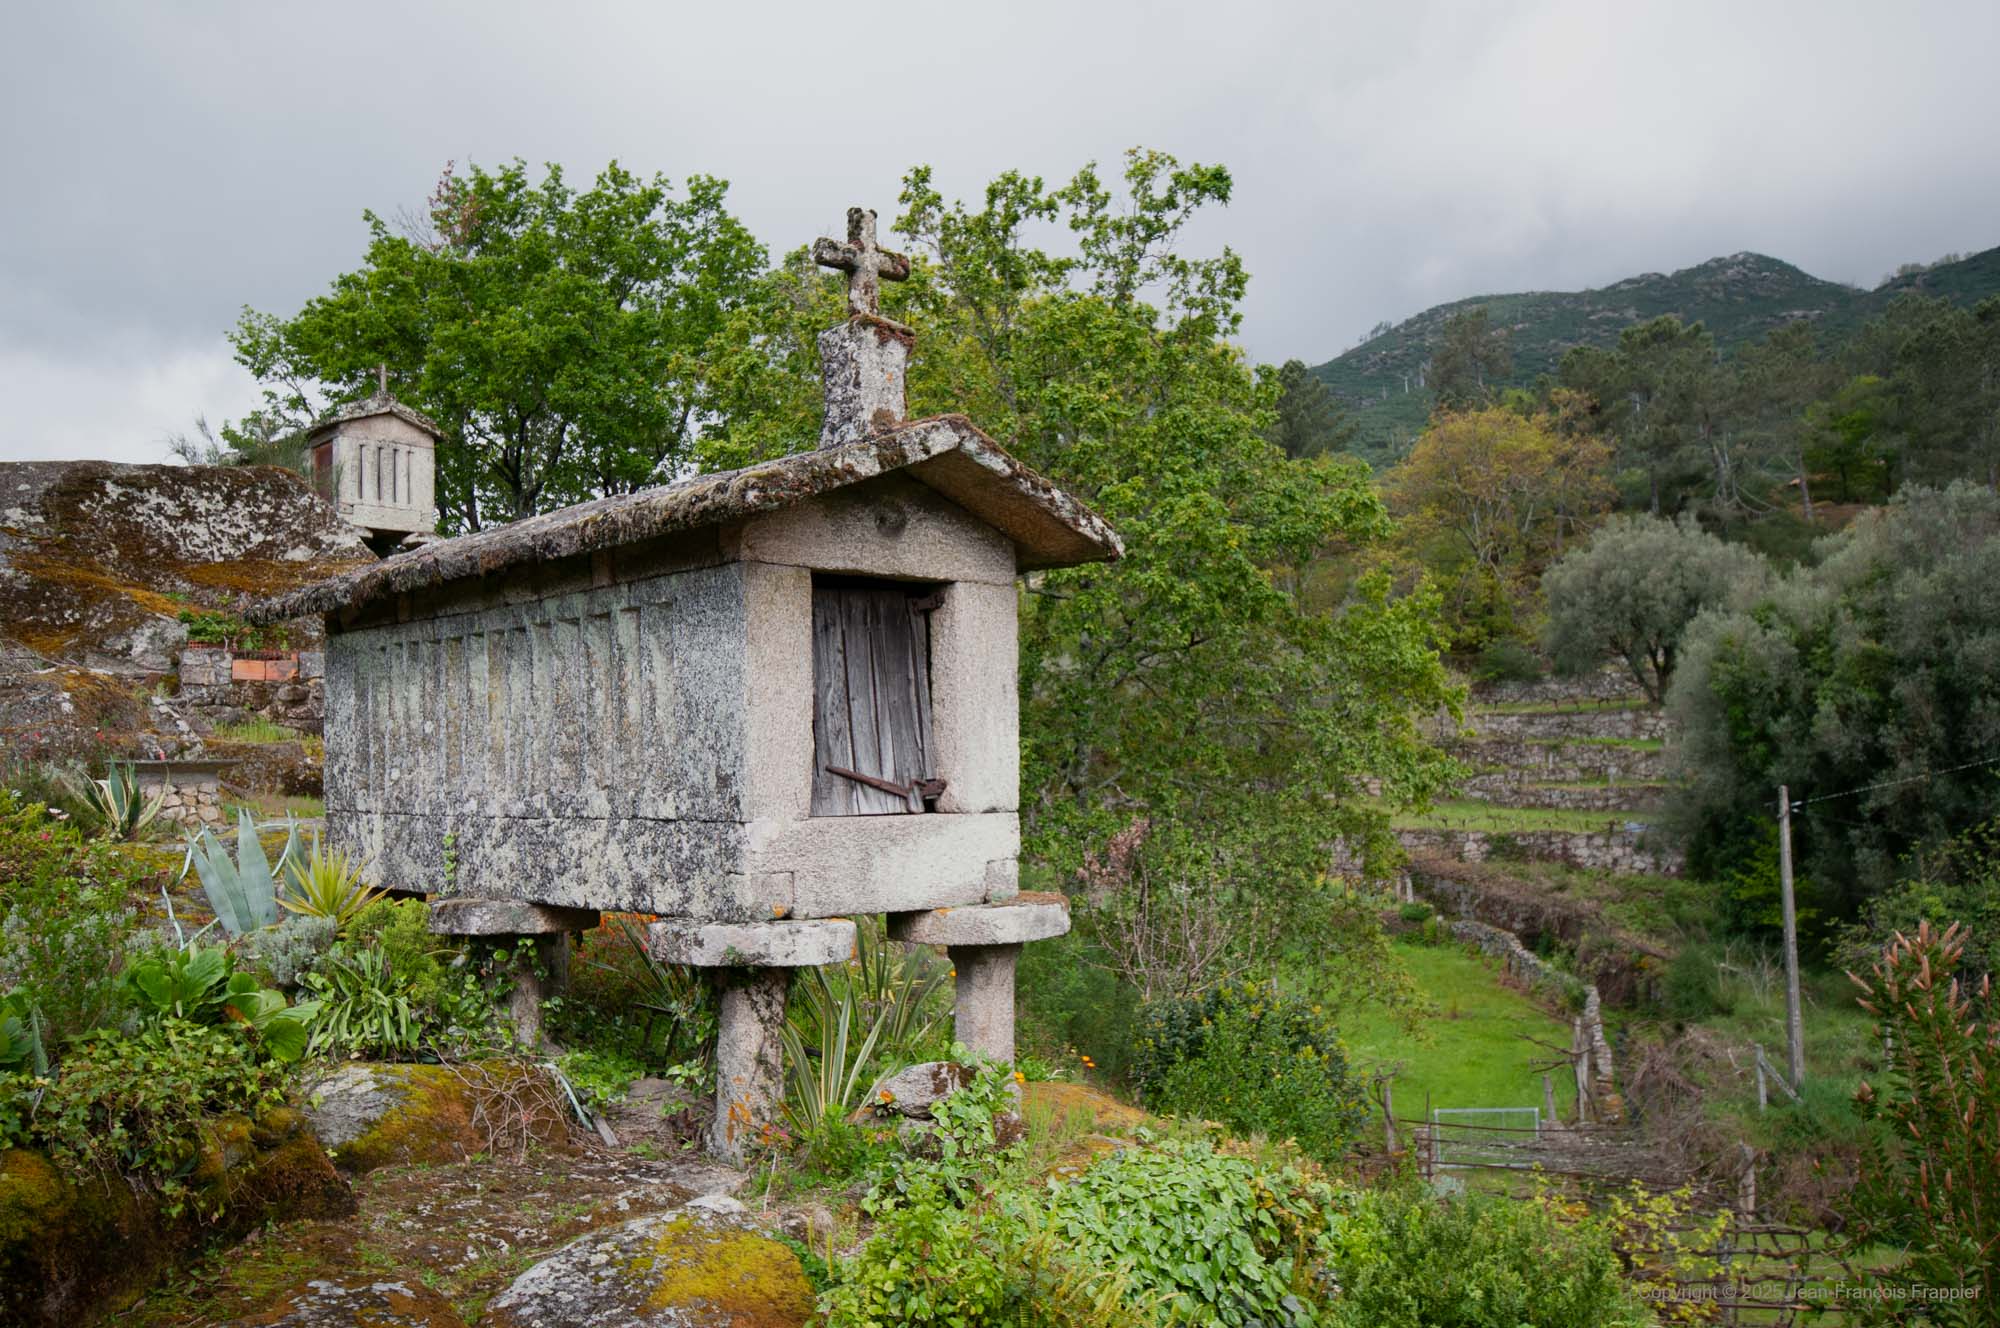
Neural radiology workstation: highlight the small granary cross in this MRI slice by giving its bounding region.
[812,207,910,318]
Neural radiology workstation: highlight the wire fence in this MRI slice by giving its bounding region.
[1397,1113,1861,1325]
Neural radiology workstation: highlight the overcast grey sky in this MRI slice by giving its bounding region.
[4,0,1996,464]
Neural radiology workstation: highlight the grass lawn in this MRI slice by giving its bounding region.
[1340,939,1578,1124]
[1390,799,1649,834]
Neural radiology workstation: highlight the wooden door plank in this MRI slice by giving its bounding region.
[811,586,855,815]
[838,590,905,815]
[871,590,924,811]
[906,596,935,776]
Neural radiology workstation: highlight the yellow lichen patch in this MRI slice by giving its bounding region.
[0,1150,71,1248]
[628,1215,815,1324]
[5,549,186,621]
[333,1066,482,1174]
[181,555,372,597]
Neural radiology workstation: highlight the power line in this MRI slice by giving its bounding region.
[1788,753,2000,812]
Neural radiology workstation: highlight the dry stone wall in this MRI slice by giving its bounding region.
[1396,826,1684,876]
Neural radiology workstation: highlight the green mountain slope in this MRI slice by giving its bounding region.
[1313,245,2000,462]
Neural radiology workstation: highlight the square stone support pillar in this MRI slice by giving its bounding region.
[946,943,1020,1064]
[427,899,598,1053]
[888,893,1070,1067]
[649,917,857,1165]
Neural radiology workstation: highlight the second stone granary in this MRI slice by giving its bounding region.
[251,206,1121,1159]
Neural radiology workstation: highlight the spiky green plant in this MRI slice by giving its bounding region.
[280,833,385,931]
[61,760,168,841]
[185,810,297,936]
[779,921,953,1130]
[780,966,890,1134]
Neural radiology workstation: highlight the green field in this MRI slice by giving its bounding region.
[1391,799,1646,834]
[1340,940,1578,1124]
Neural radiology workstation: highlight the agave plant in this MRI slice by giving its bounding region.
[780,965,891,1134]
[280,833,385,932]
[61,760,168,841]
[184,809,298,936]
[779,920,954,1131]
[0,992,49,1077]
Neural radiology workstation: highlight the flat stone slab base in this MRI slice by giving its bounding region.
[427,898,600,935]
[888,892,1070,946]
[649,917,857,968]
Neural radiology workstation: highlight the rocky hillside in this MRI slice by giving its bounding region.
[1315,244,2000,460]
[0,461,369,759]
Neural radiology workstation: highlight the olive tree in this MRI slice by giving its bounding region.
[1541,514,1767,702]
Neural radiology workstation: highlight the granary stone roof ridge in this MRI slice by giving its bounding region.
[304,390,444,442]
[244,413,1122,623]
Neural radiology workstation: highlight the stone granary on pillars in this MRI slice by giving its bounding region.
[249,207,1120,1162]
[305,370,441,554]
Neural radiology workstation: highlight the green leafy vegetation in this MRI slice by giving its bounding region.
[1321,1181,1648,1327]
[1131,983,1368,1164]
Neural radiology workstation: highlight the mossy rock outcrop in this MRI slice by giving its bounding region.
[483,1197,814,1327]
[230,1276,469,1327]
[304,1061,564,1173]
[0,1109,351,1327]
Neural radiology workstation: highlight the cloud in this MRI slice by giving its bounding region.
[0,340,259,465]
[3,0,1996,459]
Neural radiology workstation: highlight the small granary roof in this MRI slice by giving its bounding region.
[305,391,443,442]
[248,414,1121,622]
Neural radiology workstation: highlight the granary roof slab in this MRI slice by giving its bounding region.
[304,391,443,442]
[247,414,1120,622]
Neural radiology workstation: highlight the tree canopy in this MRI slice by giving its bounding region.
[1668,483,2000,906]
[715,151,1461,996]
[1542,513,1767,703]
[1385,400,1612,648]
[231,160,766,529]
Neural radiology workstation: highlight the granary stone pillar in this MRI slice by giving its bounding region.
[649,917,858,1165]
[427,899,598,1053]
[888,894,1071,1066]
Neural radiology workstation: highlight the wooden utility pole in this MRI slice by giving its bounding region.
[1778,786,1805,1091]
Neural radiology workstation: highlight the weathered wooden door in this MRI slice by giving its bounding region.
[810,579,938,815]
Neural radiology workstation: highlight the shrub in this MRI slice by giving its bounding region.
[239,913,338,988]
[345,898,500,1052]
[1396,901,1433,924]
[1132,983,1368,1163]
[1659,946,1733,1021]
[299,944,420,1058]
[552,914,715,1065]
[0,1021,285,1213]
[1472,637,1542,684]
[1321,1181,1647,1328]
[0,794,141,1044]
[1037,1137,1331,1325]
[1844,921,2000,1316]
[123,940,315,1061]
[820,1172,1009,1327]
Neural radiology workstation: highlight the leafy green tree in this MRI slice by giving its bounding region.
[719,151,1460,994]
[1387,401,1613,648]
[1731,320,1838,519]
[1542,514,1767,703]
[1430,305,1512,410]
[1669,484,2000,906]
[1560,316,1721,514]
[231,160,765,529]
[1266,358,1358,459]
[1804,374,1896,502]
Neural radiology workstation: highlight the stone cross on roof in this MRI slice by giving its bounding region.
[812,207,910,320]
